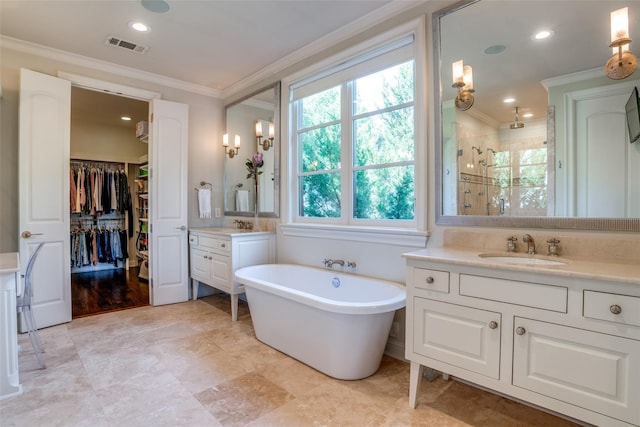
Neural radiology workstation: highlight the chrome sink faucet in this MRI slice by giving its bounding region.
[523,234,535,255]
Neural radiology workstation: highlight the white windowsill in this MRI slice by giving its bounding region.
[279,223,429,248]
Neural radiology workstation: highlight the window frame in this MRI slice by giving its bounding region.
[280,18,427,246]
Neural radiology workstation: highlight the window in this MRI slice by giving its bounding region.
[291,37,416,227]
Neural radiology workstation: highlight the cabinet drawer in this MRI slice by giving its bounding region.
[584,291,640,327]
[459,274,567,312]
[197,235,217,250]
[413,268,449,293]
[413,298,501,379]
[188,234,198,245]
[217,239,231,253]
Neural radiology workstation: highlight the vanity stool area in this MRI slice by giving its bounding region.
[404,248,640,427]
[188,227,275,321]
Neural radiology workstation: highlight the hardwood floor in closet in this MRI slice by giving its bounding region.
[71,267,149,318]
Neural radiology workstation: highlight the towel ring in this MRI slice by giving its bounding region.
[195,181,212,191]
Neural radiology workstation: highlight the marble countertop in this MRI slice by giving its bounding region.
[189,227,273,236]
[403,247,640,286]
[0,252,19,273]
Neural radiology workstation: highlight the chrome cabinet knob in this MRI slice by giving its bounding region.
[426,277,434,284]
[221,243,226,248]
[610,304,622,315]
[489,321,498,329]
[516,326,526,336]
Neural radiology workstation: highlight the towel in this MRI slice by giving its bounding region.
[198,188,212,219]
[236,190,249,211]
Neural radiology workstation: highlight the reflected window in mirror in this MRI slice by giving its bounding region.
[224,82,280,218]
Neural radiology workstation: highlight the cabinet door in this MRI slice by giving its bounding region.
[413,298,501,379]
[211,254,231,292]
[189,248,210,283]
[513,317,640,426]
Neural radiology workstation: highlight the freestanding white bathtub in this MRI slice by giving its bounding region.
[234,264,406,380]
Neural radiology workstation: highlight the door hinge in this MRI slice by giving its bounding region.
[149,278,153,288]
[150,113,154,123]
[149,223,152,233]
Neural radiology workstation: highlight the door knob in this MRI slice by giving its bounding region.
[176,226,186,231]
[21,231,43,238]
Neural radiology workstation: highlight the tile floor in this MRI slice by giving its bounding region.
[0,294,582,427]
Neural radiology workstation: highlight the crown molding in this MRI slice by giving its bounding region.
[1,35,223,98]
[541,67,602,90]
[221,0,426,100]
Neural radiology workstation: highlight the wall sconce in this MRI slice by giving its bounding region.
[223,133,240,158]
[255,121,275,151]
[452,60,475,111]
[606,7,637,80]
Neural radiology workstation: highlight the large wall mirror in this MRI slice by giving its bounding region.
[224,82,280,218]
[434,1,640,231]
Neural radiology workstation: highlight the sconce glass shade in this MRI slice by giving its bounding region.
[606,7,637,80]
[611,8,630,44]
[463,65,473,91]
[452,60,464,86]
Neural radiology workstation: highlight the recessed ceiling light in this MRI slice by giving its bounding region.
[129,21,150,32]
[121,116,132,121]
[503,97,515,103]
[523,113,534,118]
[533,30,553,40]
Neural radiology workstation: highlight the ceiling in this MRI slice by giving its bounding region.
[0,0,398,92]
[440,1,640,125]
[3,1,639,129]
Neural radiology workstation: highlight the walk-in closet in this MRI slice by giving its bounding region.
[70,87,149,317]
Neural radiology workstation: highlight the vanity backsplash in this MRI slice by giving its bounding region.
[442,229,639,264]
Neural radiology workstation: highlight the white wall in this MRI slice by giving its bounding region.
[0,44,225,252]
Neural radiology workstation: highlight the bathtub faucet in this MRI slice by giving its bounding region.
[323,258,345,268]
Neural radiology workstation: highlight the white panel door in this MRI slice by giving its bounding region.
[149,99,189,305]
[513,317,640,426]
[18,69,72,329]
[413,298,501,379]
[573,80,640,217]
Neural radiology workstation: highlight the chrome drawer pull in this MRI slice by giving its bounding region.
[516,326,526,335]
[426,276,434,284]
[489,321,498,329]
[610,304,622,315]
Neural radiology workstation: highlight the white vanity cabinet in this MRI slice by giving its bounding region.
[189,228,275,321]
[405,256,640,427]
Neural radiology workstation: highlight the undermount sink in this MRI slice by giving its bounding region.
[478,253,568,266]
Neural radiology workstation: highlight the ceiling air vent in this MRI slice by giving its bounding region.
[105,36,149,54]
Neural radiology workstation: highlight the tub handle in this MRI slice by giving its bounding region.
[425,276,434,284]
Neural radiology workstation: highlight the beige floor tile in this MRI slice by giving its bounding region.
[0,294,582,427]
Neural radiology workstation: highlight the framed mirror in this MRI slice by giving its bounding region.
[224,82,280,218]
[434,1,640,231]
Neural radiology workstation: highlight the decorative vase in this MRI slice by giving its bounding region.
[253,180,261,231]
